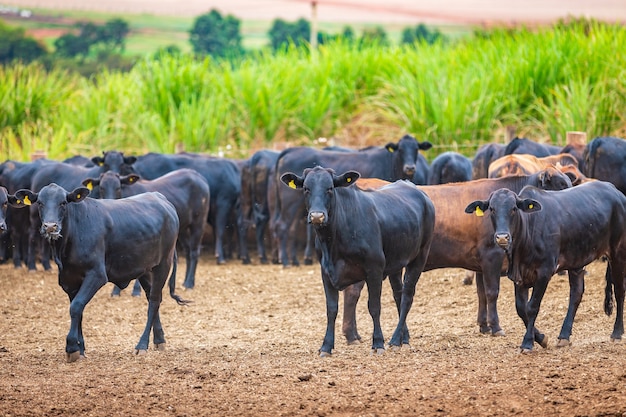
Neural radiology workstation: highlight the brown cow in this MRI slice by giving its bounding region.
[488,153,579,178]
[342,167,573,344]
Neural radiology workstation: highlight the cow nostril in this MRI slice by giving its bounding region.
[495,233,510,247]
[309,212,325,225]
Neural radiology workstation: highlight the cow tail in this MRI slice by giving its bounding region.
[169,250,192,306]
[604,261,614,316]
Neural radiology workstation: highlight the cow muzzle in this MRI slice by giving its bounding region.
[308,211,326,225]
[41,222,62,240]
[404,164,416,176]
[0,221,6,232]
[494,233,511,249]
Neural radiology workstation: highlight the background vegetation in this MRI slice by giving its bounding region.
[0,11,624,162]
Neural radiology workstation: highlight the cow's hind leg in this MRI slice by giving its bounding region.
[135,273,163,354]
[608,260,625,341]
[342,281,364,345]
[556,268,585,347]
[387,271,410,347]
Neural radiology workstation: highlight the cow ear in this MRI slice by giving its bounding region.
[67,187,90,203]
[419,141,433,151]
[82,178,97,190]
[385,143,398,153]
[334,171,360,188]
[280,173,304,190]
[91,156,104,167]
[465,201,489,217]
[123,156,137,165]
[122,174,140,185]
[518,198,541,212]
[12,189,38,207]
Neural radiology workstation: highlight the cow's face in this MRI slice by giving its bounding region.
[91,151,137,175]
[280,166,360,226]
[465,188,541,251]
[537,167,572,191]
[14,183,89,241]
[385,134,432,179]
[83,172,140,200]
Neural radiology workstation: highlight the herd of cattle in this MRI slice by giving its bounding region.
[1,134,625,360]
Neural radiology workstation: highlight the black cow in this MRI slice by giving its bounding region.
[240,149,280,264]
[26,151,137,270]
[83,168,210,292]
[280,167,435,356]
[427,151,472,185]
[0,187,19,259]
[272,134,432,267]
[341,167,573,345]
[129,152,248,265]
[504,137,562,157]
[583,136,626,195]
[465,180,626,352]
[471,143,505,179]
[0,159,53,267]
[11,183,188,362]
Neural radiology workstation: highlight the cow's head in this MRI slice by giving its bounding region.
[82,172,140,200]
[0,186,21,233]
[13,183,90,241]
[535,167,572,191]
[91,150,137,175]
[385,134,432,180]
[464,188,541,252]
[280,166,360,226]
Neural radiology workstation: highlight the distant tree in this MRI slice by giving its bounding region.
[0,21,47,64]
[268,18,310,50]
[189,9,244,58]
[341,26,355,42]
[54,33,90,58]
[100,18,130,50]
[359,26,389,47]
[401,23,444,45]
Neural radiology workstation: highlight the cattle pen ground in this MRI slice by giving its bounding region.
[1,254,625,416]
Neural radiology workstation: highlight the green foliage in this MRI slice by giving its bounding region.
[0,20,47,64]
[268,18,311,50]
[1,19,625,162]
[401,24,445,45]
[189,9,244,58]
[53,18,131,58]
[359,26,389,47]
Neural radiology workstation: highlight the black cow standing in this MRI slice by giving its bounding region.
[11,183,188,362]
[583,136,626,194]
[427,151,473,185]
[465,181,626,352]
[280,167,435,356]
[83,169,210,292]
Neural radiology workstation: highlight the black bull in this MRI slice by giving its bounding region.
[340,168,573,345]
[465,181,626,352]
[11,183,189,362]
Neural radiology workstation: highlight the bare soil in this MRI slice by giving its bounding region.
[1,254,625,416]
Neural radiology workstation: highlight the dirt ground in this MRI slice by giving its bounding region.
[1,251,625,417]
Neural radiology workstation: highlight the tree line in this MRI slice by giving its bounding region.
[0,8,444,74]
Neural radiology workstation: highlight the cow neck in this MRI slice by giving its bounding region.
[311,188,355,290]
[506,210,541,288]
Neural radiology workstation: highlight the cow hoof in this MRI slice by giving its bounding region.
[183,286,194,291]
[66,351,83,363]
[538,338,549,349]
[492,329,506,337]
[304,258,313,265]
[370,348,385,356]
[388,344,401,352]
[131,292,141,297]
[610,337,623,343]
[556,338,571,348]
[217,259,227,265]
[319,351,332,358]
[347,339,362,346]
[518,348,535,354]
[110,293,121,298]
[134,349,148,356]
[154,343,166,351]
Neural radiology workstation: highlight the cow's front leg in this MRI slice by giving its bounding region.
[388,271,409,347]
[65,270,107,362]
[342,281,364,345]
[320,277,339,357]
[514,285,546,350]
[366,278,385,354]
[519,275,550,352]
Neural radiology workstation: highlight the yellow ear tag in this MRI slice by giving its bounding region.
[388,147,394,153]
[288,180,296,189]
[475,206,484,217]
[528,204,533,209]
[76,194,81,199]
[86,182,93,191]
[346,177,352,183]
[23,196,31,206]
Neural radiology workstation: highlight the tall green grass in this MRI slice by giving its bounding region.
[1,20,625,162]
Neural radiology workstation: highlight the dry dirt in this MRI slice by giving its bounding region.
[1,253,625,416]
